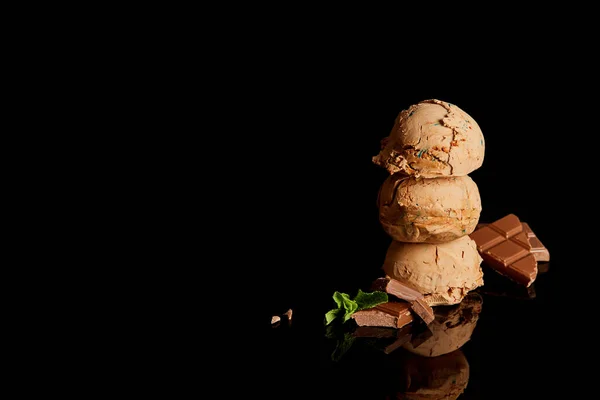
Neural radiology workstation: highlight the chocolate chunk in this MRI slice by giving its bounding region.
[352,301,414,328]
[489,213,522,237]
[484,240,529,266]
[410,298,435,325]
[522,223,550,262]
[470,214,549,286]
[372,277,422,301]
[469,226,504,252]
[475,221,550,264]
[372,277,435,324]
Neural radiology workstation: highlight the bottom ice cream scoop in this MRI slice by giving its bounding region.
[382,235,484,306]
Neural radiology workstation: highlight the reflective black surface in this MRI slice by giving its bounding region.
[267,256,570,399]
[258,89,591,399]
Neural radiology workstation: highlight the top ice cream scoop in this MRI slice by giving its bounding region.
[372,99,485,178]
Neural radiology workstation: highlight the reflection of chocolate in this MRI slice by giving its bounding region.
[538,261,550,274]
[392,349,470,400]
[477,268,537,300]
[402,292,482,357]
[353,323,415,355]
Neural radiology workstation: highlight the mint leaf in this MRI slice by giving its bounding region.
[332,291,353,309]
[324,290,388,325]
[342,300,358,323]
[355,289,388,310]
[325,308,342,325]
[325,291,359,325]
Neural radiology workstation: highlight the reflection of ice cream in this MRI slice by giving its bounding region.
[378,173,481,243]
[372,99,485,178]
[403,292,483,357]
[393,348,470,400]
[382,236,484,306]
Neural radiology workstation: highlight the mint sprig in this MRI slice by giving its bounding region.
[324,289,388,325]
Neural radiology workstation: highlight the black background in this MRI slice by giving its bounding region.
[250,67,596,399]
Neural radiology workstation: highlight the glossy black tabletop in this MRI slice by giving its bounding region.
[263,211,590,399]
[244,77,597,399]
[258,89,591,399]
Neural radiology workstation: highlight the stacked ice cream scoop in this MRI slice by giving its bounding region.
[372,99,486,306]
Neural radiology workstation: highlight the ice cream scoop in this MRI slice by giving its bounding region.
[372,99,484,178]
[378,173,482,243]
[382,235,484,306]
[403,292,483,357]
[393,349,470,400]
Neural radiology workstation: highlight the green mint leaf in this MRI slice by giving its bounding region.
[325,308,342,325]
[325,291,360,325]
[334,291,358,322]
[355,289,388,310]
[332,291,352,308]
[342,300,359,323]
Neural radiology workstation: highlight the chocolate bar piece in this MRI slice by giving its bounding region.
[352,301,414,328]
[477,221,550,263]
[522,223,550,262]
[372,277,435,324]
[470,214,545,286]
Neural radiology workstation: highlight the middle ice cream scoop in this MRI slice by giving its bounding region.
[378,173,482,243]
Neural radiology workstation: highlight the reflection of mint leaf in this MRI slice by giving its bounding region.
[324,290,387,325]
[331,332,356,362]
[355,289,388,310]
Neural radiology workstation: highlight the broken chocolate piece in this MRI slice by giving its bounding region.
[372,277,422,301]
[410,298,435,325]
[490,213,522,237]
[372,277,435,324]
[470,214,547,286]
[475,220,550,262]
[522,222,550,262]
[469,225,504,252]
[352,301,414,328]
